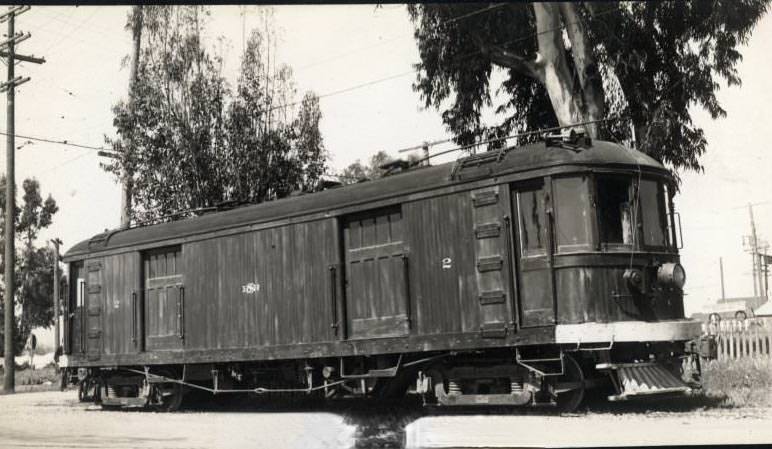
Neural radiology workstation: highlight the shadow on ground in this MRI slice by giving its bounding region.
[161,390,735,448]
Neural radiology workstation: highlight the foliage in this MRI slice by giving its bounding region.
[0,176,60,356]
[0,363,60,391]
[702,358,772,408]
[408,2,770,173]
[104,6,327,224]
[339,151,424,183]
[340,151,394,183]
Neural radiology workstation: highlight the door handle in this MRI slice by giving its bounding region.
[504,215,518,328]
[131,291,137,346]
[402,255,411,328]
[329,266,339,334]
[177,286,185,340]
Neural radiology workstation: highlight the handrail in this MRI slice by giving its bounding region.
[402,255,412,328]
[329,265,339,335]
[177,286,185,340]
[131,291,137,346]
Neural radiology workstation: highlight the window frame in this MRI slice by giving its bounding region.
[551,174,594,254]
[595,174,638,252]
[638,177,672,250]
[516,181,549,258]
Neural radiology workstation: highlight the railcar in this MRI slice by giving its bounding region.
[61,134,705,411]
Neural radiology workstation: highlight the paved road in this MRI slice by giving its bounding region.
[0,391,771,448]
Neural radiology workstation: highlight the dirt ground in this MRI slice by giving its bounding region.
[0,390,771,449]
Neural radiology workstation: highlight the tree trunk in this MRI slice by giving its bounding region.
[532,3,593,135]
[558,2,605,137]
[481,4,606,138]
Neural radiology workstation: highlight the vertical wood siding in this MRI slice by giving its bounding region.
[343,206,409,339]
[183,218,339,350]
[102,252,141,355]
[404,193,479,335]
[143,246,183,350]
[512,183,556,327]
[471,186,513,337]
[85,259,103,360]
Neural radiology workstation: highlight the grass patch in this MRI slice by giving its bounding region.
[0,363,60,392]
[701,357,772,408]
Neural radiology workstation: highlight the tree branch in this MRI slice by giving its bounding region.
[559,2,606,133]
[472,33,542,80]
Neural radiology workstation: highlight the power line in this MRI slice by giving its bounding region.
[0,130,107,151]
[442,3,510,25]
[264,5,620,120]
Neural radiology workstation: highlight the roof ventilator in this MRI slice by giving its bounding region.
[544,128,592,150]
[87,228,120,249]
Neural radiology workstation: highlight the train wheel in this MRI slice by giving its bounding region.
[78,377,99,402]
[149,370,185,412]
[553,353,585,413]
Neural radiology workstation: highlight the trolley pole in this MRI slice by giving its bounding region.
[1,5,44,394]
[51,238,62,358]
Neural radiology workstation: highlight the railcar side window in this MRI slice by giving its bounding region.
[517,186,547,257]
[597,176,635,246]
[553,176,592,253]
[640,179,669,247]
[76,278,85,307]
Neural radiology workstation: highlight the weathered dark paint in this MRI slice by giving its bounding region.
[181,219,339,351]
[102,251,141,355]
[62,140,686,369]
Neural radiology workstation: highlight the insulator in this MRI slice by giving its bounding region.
[107,386,118,398]
[510,380,523,393]
[447,379,461,395]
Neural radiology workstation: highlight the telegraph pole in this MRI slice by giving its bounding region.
[719,257,726,301]
[50,238,61,358]
[120,5,143,229]
[1,5,44,394]
[750,204,759,297]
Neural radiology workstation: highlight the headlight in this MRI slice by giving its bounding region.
[657,263,686,289]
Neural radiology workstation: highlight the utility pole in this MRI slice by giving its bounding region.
[1,5,44,394]
[50,238,61,358]
[763,254,770,301]
[750,204,759,298]
[119,5,143,229]
[743,204,769,310]
[719,257,726,301]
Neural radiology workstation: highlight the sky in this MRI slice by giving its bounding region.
[0,4,770,322]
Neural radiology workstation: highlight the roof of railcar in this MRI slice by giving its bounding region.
[65,140,667,259]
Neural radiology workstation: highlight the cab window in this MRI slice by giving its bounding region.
[553,176,592,253]
[516,185,547,257]
[640,179,669,248]
[596,175,635,247]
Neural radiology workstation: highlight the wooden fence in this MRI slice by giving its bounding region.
[702,317,772,361]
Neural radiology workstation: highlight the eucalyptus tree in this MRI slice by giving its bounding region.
[409,1,769,172]
[105,6,327,224]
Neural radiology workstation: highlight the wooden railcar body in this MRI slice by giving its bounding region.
[61,140,703,409]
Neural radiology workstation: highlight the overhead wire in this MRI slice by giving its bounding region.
[4,4,618,173]
[9,4,522,147]
[0,131,108,151]
[267,5,621,142]
[7,4,635,177]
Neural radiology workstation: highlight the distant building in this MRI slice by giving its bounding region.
[692,295,769,320]
[755,301,772,317]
